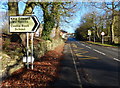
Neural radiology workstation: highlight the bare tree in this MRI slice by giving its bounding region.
[91,1,119,44]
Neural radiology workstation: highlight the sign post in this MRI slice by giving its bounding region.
[10,16,40,69]
[31,33,34,70]
[88,30,91,41]
[101,32,105,44]
[93,30,95,42]
[26,33,29,69]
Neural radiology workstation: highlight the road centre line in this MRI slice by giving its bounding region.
[80,43,106,56]
[80,43,91,49]
[79,42,120,62]
[81,44,85,46]
[85,46,91,49]
[93,49,106,55]
[113,58,120,62]
[93,49,120,62]
[69,44,82,88]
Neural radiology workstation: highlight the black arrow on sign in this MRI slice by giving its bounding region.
[31,16,40,32]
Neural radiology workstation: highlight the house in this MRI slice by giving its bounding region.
[60,30,68,40]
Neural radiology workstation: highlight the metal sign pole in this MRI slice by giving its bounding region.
[101,32,105,44]
[94,31,95,42]
[31,33,34,69]
[89,35,91,41]
[26,33,29,69]
[102,35,104,44]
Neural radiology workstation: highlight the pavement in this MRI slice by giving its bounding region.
[51,38,120,88]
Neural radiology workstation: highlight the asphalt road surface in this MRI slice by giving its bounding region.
[51,38,120,88]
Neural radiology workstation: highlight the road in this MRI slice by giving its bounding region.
[51,38,120,88]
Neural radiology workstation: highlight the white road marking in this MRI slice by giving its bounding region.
[69,44,82,88]
[80,43,91,49]
[81,44,85,46]
[93,49,99,52]
[79,42,120,62]
[93,49,106,55]
[113,58,120,62]
[85,46,91,49]
[93,49,120,62]
[101,53,106,55]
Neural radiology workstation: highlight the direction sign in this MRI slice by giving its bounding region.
[101,32,105,35]
[9,16,40,33]
[88,30,91,35]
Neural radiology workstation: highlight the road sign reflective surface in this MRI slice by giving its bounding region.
[10,16,40,33]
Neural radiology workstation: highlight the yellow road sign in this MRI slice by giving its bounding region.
[88,30,91,35]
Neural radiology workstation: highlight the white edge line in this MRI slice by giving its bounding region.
[69,44,82,88]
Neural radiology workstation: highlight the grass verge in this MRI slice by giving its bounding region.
[86,41,119,48]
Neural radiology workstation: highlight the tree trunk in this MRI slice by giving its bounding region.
[23,2,36,16]
[21,2,36,46]
[41,4,55,40]
[42,7,49,37]
[111,16,115,43]
[8,0,18,16]
[95,26,100,40]
[109,23,113,44]
[52,4,61,38]
[110,2,115,44]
